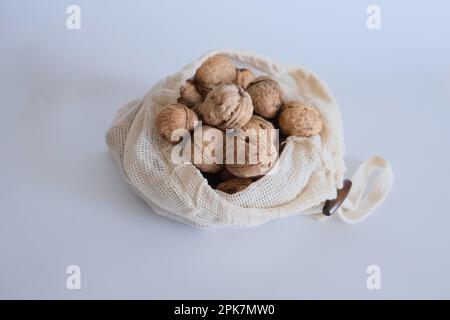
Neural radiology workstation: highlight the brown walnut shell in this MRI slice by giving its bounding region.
[278,101,323,137]
[155,103,198,144]
[246,76,283,119]
[194,55,236,96]
[234,68,256,89]
[191,126,224,173]
[241,115,278,146]
[216,178,253,194]
[177,80,202,107]
[225,131,278,178]
[197,84,253,130]
[217,167,236,182]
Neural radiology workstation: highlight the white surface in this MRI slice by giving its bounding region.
[1,0,450,299]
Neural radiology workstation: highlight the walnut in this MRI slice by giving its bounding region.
[234,68,256,89]
[155,103,198,144]
[217,167,236,182]
[246,76,283,119]
[197,83,253,130]
[216,178,253,194]
[177,80,202,107]
[191,126,224,173]
[241,115,278,146]
[225,131,278,178]
[278,101,323,137]
[191,102,202,115]
[194,55,236,96]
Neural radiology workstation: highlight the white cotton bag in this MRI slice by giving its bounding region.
[106,49,394,230]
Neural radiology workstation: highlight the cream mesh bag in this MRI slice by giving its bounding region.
[106,49,394,230]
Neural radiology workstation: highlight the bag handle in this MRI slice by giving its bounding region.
[338,156,394,224]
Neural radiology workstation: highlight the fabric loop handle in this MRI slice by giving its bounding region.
[338,156,394,224]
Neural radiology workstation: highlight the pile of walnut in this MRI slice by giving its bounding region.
[155,55,323,194]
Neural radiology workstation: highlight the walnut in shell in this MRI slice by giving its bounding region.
[217,167,236,182]
[155,103,199,144]
[278,101,323,137]
[191,126,224,173]
[194,55,236,96]
[177,80,202,107]
[246,76,283,119]
[241,115,278,146]
[234,68,256,89]
[225,131,278,178]
[216,178,253,194]
[197,83,253,130]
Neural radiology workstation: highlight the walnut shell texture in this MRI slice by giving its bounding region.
[234,68,256,89]
[155,103,199,144]
[225,132,278,178]
[279,101,323,137]
[191,126,224,173]
[195,55,236,96]
[177,80,202,107]
[241,114,278,146]
[197,84,253,130]
[246,76,283,119]
[216,178,253,194]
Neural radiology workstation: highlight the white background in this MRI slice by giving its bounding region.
[1,0,449,299]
